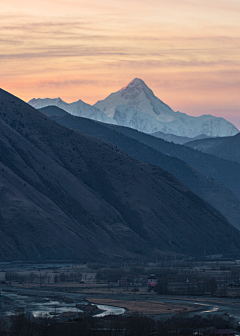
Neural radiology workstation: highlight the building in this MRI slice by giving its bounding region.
[147,274,158,287]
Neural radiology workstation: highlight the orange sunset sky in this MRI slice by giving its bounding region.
[1,0,240,127]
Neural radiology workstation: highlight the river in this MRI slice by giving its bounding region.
[0,288,125,318]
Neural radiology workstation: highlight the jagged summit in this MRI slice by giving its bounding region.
[129,78,144,84]
[29,97,63,107]
[118,78,164,111]
[95,78,173,121]
[94,79,239,137]
[28,97,117,125]
[120,78,146,91]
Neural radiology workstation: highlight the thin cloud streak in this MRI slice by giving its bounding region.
[36,79,125,88]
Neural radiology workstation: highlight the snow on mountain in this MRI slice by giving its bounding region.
[104,105,171,134]
[161,112,239,138]
[28,97,117,125]
[95,78,174,122]
[94,78,239,137]
[29,79,239,138]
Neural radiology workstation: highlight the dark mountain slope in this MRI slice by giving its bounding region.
[38,105,69,116]
[102,124,240,199]
[1,89,240,261]
[49,113,240,232]
[186,133,240,164]
[151,131,209,144]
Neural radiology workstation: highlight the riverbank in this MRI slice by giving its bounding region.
[1,281,240,322]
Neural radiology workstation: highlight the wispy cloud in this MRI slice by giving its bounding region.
[1,0,239,120]
[36,79,122,88]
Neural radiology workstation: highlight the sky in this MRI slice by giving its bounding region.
[1,0,240,128]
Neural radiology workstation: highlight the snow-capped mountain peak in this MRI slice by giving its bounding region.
[28,79,239,138]
[94,78,175,124]
[28,97,117,125]
[119,78,146,91]
[94,79,239,137]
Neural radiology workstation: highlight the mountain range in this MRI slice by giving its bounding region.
[186,133,240,164]
[44,106,240,232]
[29,79,239,138]
[1,88,240,261]
[150,132,210,145]
[104,123,240,199]
[29,97,117,125]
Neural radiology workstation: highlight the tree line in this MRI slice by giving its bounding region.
[5,271,83,285]
[0,310,237,336]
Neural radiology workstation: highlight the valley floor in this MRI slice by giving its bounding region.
[1,283,240,325]
[1,261,240,325]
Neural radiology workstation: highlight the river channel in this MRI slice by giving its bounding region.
[0,288,125,318]
[2,287,240,325]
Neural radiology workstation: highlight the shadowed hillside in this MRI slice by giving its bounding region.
[48,111,240,232]
[1,89,240,261]
[186,133,240,164]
